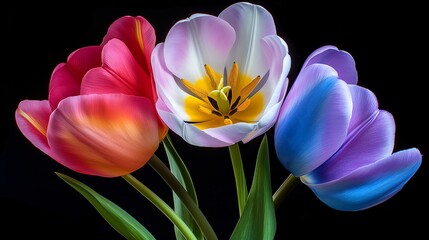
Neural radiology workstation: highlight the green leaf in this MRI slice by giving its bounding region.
[56,172,156,240]
[229,135,276,240]
[163,134,203,240]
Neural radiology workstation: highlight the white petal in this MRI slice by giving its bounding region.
[204,122,255,146]
[220,2,277,77]
[156,99,231,147]
[258,35,290,110]
[242,100,283,143]
[164,14,235,82]
[152,43,197,122]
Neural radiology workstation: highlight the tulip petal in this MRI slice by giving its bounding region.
[15,100,56,158]
[303,148,422,211]
[49,46,102,108]
[156,100,232,147]
[153,43,217,125]
[242,100,282,143]
[219,2,276,77]
[307,110,395,182]
[237,36,290,144]
[279,64,339,120]
[204,122,256,146]
[347,85,379,133]
[257,35,290,111]
[164,13,235,82]
[48,94,160,177]
[81,39,153,99]
[274,67,353,176]
[257,35,290,104]
[102,15,155,76]
[152,43,198,122]
[303,45,358,84]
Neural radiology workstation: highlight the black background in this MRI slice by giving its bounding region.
[3,1,428,239]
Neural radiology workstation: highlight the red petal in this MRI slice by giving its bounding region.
[48,94,161,177]
[48,46,102,108]
[15,100,55,158]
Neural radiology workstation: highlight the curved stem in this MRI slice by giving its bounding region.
[149,155,218,240]
[122,174,197,240]
[272,173,300,209]
[228,143,248,216]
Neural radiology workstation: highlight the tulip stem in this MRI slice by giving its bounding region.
[122,174,197,240]
[149,155,218,240]
[228,143,248,216]
[163,134,199,205]
[272,173,300,209]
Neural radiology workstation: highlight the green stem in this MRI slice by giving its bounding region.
[163,134,198,203]
[149,155,218,240]
[122,174,197,240]
[228,143,248,216]
[272,173,300,209]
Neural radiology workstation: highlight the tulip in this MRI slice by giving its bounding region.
[274,45,422,211]
[15,16,167,177]
[152,1,291,147]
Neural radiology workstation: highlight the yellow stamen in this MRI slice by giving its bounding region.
[240,75,261,100]
[182,78,208,100]
[237,98,251,112]
[204,64,219,89]
[183,62,265,129]
[228,62,238,90]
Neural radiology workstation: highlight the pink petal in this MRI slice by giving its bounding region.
[48,46,102,109]
[102,15,155,77]
[15,100,56,158]
[81,39,154,100]
[48,94,161,177]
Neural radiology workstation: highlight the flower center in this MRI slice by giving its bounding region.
[182,62,265,129]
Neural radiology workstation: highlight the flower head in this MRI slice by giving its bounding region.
[274,45,422,211]
[152,2,291,147]
[15,16,167,177]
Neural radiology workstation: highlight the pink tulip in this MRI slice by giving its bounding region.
[15,16,167,177]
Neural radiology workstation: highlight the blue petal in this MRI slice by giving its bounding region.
[274,66,352,176]
[302,148,422,211]
[306,110,395,183]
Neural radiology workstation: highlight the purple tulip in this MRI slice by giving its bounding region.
[274,45,422,211]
